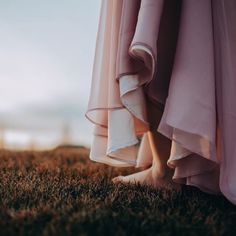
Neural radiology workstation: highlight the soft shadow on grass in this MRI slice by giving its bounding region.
[0,147,235,236]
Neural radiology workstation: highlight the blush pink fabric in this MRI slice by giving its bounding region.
[86,0,236,204]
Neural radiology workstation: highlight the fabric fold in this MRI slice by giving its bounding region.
[86,0,168,166]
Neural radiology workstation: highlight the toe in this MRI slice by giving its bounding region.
[112,176,124,183]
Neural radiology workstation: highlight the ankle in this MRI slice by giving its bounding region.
[151,164,166,178]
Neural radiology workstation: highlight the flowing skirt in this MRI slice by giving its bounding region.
[86,0,236,204]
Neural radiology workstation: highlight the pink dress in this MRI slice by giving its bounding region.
[86,0,236,204]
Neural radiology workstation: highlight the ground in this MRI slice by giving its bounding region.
[0,147,235,236]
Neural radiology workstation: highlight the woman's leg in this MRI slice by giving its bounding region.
[112,99,179,189]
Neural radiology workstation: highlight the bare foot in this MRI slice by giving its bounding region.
[112,165,180,190]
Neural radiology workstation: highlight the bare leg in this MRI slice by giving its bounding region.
[112,100,180,189]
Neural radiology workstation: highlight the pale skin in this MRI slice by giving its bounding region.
[112,99,180,190]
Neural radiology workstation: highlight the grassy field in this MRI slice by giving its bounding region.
[0,146,236,236]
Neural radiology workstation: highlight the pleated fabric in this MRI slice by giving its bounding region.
[86,0,236,204]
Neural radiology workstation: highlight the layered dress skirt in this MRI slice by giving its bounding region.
[86,0,236,204]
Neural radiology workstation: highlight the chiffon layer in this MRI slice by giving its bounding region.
[86,0,236,204]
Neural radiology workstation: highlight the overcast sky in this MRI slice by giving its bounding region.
[0,0,101,146]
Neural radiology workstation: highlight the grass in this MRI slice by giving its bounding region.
[0,146,236,236]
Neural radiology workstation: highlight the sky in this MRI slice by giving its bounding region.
[0,0,101,148]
